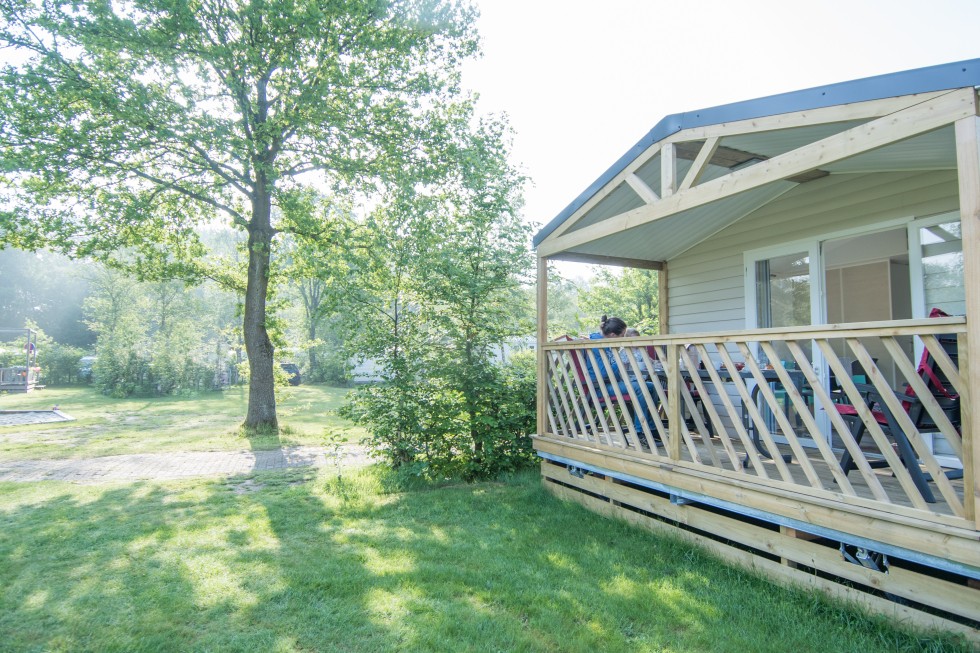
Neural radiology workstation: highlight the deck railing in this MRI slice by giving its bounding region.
[540,317,970,523]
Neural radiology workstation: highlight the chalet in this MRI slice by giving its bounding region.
[532,59,980,640]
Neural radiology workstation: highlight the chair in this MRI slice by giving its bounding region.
[836,328,960,502]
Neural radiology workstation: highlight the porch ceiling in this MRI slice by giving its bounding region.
[559,181,796,262]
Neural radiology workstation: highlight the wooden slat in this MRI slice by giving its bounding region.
[863,338,964,515]
[548,351,587,441]
[543,467,980,628]
[786,341,886,499]
[591,347,633,448]
[743,342,824,488]
[661,142,677,198]
[677,346,723,467]
[612,348,658,453]
[701,349,771,478]
[626,173,659,204]
[679,136,720,191]
[541,317,966,350]
[921,333,967,395]
[659,265,669,335]
[717,345,796,482]
[884,336,964,459]
[548,251,663,270]
[962,333,976,523]
[665,344,683,459]
[536,257,548,436]
[545,369,573,439]
[820,340,929,509]
[634,346,671,446]
[573,348,615,444]
[557,349,603,444]
[956,115,980,528]
[619,347,668,453]
[534,437,978,559]
[760,341,858,494]
[689,344,745,471]
[656,91,954,145]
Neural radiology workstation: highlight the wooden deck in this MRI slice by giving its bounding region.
[535,319,979,641]
[548,422,964,517]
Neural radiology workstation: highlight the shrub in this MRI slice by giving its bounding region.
[342,351,538,482]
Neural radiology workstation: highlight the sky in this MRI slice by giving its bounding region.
[460,0,980,274]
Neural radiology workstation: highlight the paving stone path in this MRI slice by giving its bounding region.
[0,445,374,484]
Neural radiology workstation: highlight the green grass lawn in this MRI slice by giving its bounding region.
[0,387,973,652]
[0,468,970,653]
[0,385,367,460]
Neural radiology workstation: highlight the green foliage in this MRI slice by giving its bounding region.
[0,321,85,386]
[578,267,660,334]
[36,340,86,386]
[82,266,238,396]
[335,117,535,481]
[1,0,482,428]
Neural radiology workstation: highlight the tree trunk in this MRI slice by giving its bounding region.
[243,188,278,431]
[307,323,318,379]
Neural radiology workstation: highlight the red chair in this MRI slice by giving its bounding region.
[836,317,960,502]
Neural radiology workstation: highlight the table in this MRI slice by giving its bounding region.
[660,367,809,463]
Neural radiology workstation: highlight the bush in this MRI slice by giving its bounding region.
[342,351,538,482]
[40,342,86,385]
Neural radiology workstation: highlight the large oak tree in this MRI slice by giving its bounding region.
[0,0,478,429]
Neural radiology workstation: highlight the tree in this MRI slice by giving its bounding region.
[339,118,535,479]
[417,117,532,474]
[577,267,660,334]
[0,0,479,430]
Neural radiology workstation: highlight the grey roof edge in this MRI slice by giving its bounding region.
[533,58,980,248]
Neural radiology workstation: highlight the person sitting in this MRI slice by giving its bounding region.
[621,327,652,380]
[585,316,660,449]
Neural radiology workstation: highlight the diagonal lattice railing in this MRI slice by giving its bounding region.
[541,317,968,520]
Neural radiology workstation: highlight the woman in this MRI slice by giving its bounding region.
[585,316,660,449]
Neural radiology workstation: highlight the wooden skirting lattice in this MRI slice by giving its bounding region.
[540,458,980,643]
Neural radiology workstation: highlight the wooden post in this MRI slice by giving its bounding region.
[667,343,683,460]
[537,256,549,437]
[659,264,669,335]
[955,113,980,526]
[661,143,676,198]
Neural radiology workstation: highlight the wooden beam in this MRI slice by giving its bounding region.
[538,88,978,258]
[659,264,668,335]
[675,141,829,184]
[626,173,659,204]
[539,91,950,248]
[537,256,549,436]
[955,114,980,526]
[548,252,663,270]
[666,344,682,459]
[679,137,720,191]
[661,142,677,198]
[660,90,954,145]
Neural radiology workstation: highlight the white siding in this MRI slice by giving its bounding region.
[666,170,959,334]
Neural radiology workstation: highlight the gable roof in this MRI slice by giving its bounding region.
[533,58,980,248]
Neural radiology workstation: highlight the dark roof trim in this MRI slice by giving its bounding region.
[533,58,980,248]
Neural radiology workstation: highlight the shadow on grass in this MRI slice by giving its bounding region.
[0,460,971,652]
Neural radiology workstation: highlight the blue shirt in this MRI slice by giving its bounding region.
[585,332,623,385]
